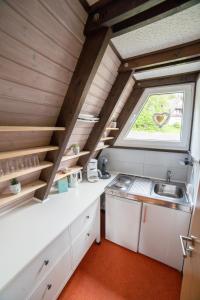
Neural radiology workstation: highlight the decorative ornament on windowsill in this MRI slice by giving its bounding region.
[152,112,170,128]
[9,178,21,194]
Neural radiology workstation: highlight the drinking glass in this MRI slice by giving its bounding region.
[0,162,4,177]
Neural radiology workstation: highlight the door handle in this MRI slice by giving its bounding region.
[143,205,147,223]
[180,235,196,257]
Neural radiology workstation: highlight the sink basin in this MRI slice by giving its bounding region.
[154,183,183,199]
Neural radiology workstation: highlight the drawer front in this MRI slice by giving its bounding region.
[72,221,97,270]
[1,228,71,300]
[70,200,99,243]
[29,248,72,300]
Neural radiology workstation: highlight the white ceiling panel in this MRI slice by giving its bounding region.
[134,61,200,80]
[112,4,200,59]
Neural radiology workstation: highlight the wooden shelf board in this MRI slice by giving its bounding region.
[0,146,59,160]
[100,137,114,141]
[61,151,90,162]
[95,145,109,152]
[54,166,83,182]
[0,161,53,183]
[0,180,47,207]
[106,127,119,130]
[0,126,65,132]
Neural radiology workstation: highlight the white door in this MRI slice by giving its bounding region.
[105,194,142,252]
[181,180,200,300]
[139,203,191,271]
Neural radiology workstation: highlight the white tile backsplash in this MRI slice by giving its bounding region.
[101,148,189,183]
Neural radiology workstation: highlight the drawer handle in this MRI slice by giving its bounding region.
[38,259,49,274]
[86,215,90,219]
[41,283,52,299]
[87,233,90,237]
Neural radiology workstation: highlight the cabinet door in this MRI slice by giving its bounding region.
[139,203,191,271]
[106,195,142,252]
[29,248,72,300]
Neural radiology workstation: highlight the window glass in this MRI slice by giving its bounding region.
[126,92,184,142]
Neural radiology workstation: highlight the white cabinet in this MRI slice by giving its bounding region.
[139,203,191,271]
[105,194,142,252]
[0,198,100,300]
[1,227,71,300]
[29,248,72,300]
[71,199,100,270]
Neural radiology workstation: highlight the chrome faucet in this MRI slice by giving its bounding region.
[166,170,172,182]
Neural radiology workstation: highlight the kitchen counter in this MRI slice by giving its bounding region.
[106,175,192,213]
[0,174,116,292]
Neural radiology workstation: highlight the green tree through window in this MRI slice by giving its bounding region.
[126,92,183,141]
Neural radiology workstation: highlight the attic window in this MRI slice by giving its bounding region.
[116,83,194,151]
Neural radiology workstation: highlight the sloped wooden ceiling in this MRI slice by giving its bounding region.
[62,45,121,171]
[0,0,87,204]
[0,0,134,206]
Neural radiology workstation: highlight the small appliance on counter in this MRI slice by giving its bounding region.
[98,156,111,179]
[87,159,102,182]
[68,171,82,188]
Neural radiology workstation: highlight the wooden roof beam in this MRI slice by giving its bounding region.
[135,72,199,88]
[78,70,133,168]
[110,83,145,145]
[35,27,112,200]
[85,0,199,37]
[85,0,164,33]
[120,39,200,71]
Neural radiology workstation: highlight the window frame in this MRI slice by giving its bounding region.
[115,83,195,151]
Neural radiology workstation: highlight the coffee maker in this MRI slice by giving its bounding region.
[87,159,102,182]
[98,156,111,179]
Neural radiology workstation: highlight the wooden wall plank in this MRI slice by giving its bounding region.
[0,79,63,107]
[0,30,71,83]
[0,0,87,208]
[6,0,83,57]
[79,71,132,167]
[0,56,67,96]
[0,2,77,70]
[36,27,112,200]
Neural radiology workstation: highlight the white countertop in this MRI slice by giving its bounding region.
[0,174,116,291]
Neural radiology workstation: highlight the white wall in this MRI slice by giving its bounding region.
[101,148,189,183]
[191,74,200,161]
[188,74,200,203]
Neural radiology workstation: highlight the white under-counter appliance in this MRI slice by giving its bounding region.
[105,174,142,252]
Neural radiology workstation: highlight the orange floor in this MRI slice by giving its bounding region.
[58,238,182,300]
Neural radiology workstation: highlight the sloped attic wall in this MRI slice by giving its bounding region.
[0,0,86,198]
[60,45,121,170]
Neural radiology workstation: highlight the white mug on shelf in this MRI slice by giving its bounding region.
[68,171,82,188]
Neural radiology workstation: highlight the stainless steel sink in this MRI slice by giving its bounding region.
[154,183,183,199]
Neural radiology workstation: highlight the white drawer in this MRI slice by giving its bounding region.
[28,247,72,300]
[70,200,99,242]
[72,221,97,270]
[1,228,71,300]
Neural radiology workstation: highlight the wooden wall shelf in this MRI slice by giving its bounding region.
[0,126,65,132]
[61,151,90,162]
[106,127,119,130]
[54,166,83,182]
[0,161,53,183]
[0,180,47,208]
[0,146,59,160]
[100,137,114,141]
[95,145,109,152]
